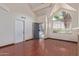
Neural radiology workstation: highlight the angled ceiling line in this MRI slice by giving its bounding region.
[0,4,10,13]
[50,3,77,17]
[32,4,51,12]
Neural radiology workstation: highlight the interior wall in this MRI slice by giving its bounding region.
[25,15,34,40]
[37,11,78,42]
[0,4,35,46]
[13,12,35,43]
[0,12,15,46]
[35,4,79,42]
[48,9,78,42]
[36,15,47,38]
[0,13,35,46]
[15,14,34,43]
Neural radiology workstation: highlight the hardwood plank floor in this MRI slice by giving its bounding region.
[0,39,77,56]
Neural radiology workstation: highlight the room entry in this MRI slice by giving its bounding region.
[15,19,25,43]
[33,23,40,39]
[33,23,44,39]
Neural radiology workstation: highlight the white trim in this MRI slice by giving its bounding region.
[32,4,50,11]
[0,4,9,12]
[50,3,77,16]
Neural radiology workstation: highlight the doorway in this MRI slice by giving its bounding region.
[15,19,25,43]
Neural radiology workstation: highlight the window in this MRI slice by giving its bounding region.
[52,11,72,33]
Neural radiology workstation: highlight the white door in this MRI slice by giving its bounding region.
[15,20,24,43]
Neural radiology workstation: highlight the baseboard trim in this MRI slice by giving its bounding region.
[0,39,33,49]
[0,43,15,48]
[45,38,77,43]
[25,38,33,42]
[0,38,77,49]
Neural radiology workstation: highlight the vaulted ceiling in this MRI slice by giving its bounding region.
[28,3,54,16]
[28,3,78,16]
[0,3,78,17]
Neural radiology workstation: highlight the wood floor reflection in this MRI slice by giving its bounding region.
[0,39,77,56]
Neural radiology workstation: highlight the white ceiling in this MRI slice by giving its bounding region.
[28,3,53,16]
[0,3,79,17]
[29,3,43,9]
[28,3,79,16]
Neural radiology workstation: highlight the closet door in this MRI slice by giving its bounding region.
[15,20,24,43]
[15,19,25,56]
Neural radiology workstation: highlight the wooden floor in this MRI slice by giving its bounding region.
[0,39,77,56]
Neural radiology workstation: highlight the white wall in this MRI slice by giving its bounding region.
[37,12,78,42]
[0,11,15,46]
[15,14,34,42]
[13,13,35,43]
[25,16,34,40]
[0,3,78,46]
[0,12,34,46]
[34,3,79,42]
[0,4,35,46]
[49,33,78,42]
[48,10,78,42]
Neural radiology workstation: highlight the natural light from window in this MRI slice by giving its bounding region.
[52,11,72,33]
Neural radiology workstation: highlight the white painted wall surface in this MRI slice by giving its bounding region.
[0,4,35,46]
[25,16,34,40]
[48,10,78,42]
[13,13,35,43]
[49,33,78,42]
[0,12,15,46]
[37,14,78,42]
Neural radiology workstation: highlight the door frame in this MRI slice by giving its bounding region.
[15,19,25,43]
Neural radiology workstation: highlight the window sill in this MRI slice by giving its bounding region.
[53,32,72,34]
